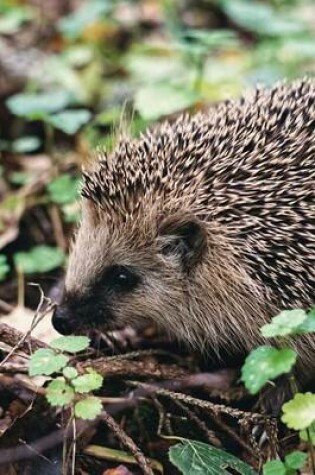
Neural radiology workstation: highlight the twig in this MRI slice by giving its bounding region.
[0,287,54,367]
[0,299,14,313]
[99,410,154,475]
[49,205,67,252]
[128,381,265,421]
[0,322,46,355]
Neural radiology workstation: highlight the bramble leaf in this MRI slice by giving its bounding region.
[74,397,102,420]
[241,346,297,394]
[169,439,257,474]
[50,336,90,353]
[46,379,75,406]
[29,349,69,376]
[282,393,315,430]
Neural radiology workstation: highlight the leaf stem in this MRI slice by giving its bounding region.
[307,428,315,475]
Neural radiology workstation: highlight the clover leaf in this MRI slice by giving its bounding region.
[241,346,297,394]
[46,379,75,407]
[74,397,102,420]
[261,310,307,338]
[72,372,103,393]
[282,393,315,430]
[29,349,69,376]
[50,336,90,353]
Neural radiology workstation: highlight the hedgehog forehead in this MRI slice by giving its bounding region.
[66,216,159,294]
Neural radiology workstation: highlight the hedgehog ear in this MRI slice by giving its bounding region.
[158,215,206,270]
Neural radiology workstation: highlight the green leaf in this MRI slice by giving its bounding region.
[282,393,315,430]
[241,346,297,394]
[46,379,75,407]
[50,336,90,353]
[284,451,307,470]
[262,460,286,475]
[300,423,315,446]
[135,84,197,120]
[220,0,306,37]
[29,349,69,376]
[261,309,307,338]
[58,0,111,39]
[63,367,78,380]
[6,91,72,119]
[48,109,92,135]
[12,136,41,153]
[14,245,65,274]
[47,174,80,205]
[0,6,34,34]
[72,372,103,394]
[169,440,257,474]
[74,397,102,420]
[297,309,315,334]
[0,254,10,282]
[9,172,33,185]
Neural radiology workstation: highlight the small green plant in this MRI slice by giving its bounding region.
[29,335,103,421]
[241,308,315,473]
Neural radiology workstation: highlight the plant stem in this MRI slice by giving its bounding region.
[307,428,315,475]
[17,268,25,308]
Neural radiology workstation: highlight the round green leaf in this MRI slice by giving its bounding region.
[46,379,75,407]
[297,309,315,334]
[261,310,307,338]
[14,245,65,274]
[50,336,90,353]
[47,174,80,205]
[282,393,315,430]
[262,460,286,475]
[6,91,72,118]
[74,397,102,420]
[63,367,78,380]
[284,451,307,470]
[29,349,69,376]
[241,346,297,394]
[12,136,41,153]
[48,109,92,135]
[72,372,103,394]
[135,84,197,120]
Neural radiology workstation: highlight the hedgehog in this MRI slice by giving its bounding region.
[52,79,315,399]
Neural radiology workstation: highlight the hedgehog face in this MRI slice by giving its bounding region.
[52,199,207,338]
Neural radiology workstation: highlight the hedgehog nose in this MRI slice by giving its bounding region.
[52,306,75,335]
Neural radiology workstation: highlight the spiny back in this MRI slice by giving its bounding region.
[82,79,315,309]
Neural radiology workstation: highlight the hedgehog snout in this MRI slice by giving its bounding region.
[52,305,76,335]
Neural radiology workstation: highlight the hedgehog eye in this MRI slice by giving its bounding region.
[106,266,139,293]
